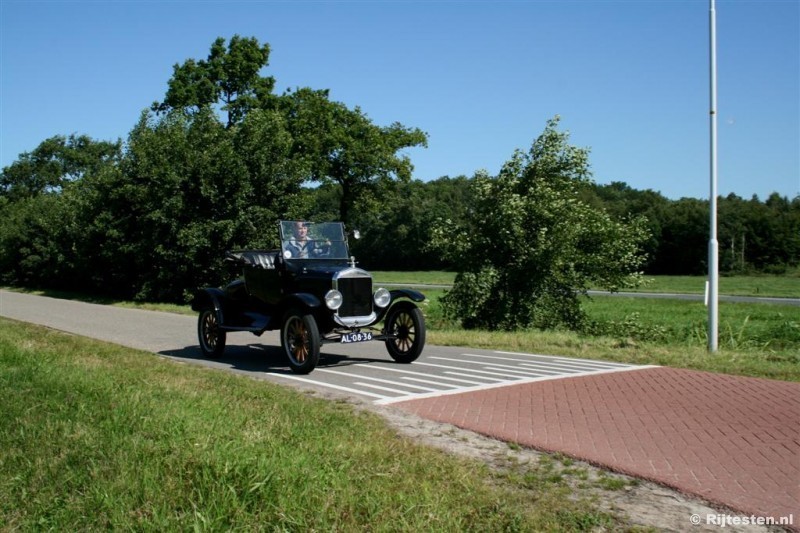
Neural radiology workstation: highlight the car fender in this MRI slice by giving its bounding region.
[191,287,225,311]
[280,292,322,314]
[191,288,226,324]
[376,290,426,322]
[389,289,425,303]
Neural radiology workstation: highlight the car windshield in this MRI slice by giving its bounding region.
[279,221,349,260]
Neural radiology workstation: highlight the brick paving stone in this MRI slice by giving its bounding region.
[393,367,800,523]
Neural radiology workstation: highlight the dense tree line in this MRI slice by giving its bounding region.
[321,178,798,277]
[2,35,798,305]
[1,36,425,302]
[582,183,800,276]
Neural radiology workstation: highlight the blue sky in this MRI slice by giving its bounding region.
[2,0,798,201]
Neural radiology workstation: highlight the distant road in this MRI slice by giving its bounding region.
[381,283,800,307]
[585,290,800,306]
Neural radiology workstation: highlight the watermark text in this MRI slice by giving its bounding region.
[690,513,794,528]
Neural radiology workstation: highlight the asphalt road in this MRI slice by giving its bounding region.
[587,290,800,305]
[0,289,650,403]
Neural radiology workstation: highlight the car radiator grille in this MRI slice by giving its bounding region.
[338,277,372,317]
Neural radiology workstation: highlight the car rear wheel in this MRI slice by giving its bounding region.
[384,302,426,363]
[198,309,226,358]
[281,309,320,374]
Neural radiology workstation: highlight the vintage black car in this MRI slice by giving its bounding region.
[191,221,426,374]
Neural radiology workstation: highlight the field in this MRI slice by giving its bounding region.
[372,271,800,298]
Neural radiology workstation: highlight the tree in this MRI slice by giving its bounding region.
[234,107,309,243]
[279,88,428,225]
[585,182,668,273]
[0,194,71,286]
[430,117,649,331]
[0,135,121,290]
[344,176,473,270]
[91,106,309,301]
[737,193,800,271]
[109,109,254,300]
[153,35,427,226]
[152,35,274,128]
[0,134,120,200]
[653,198,708,275]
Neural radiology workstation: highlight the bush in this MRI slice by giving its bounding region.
[431,118,649,331]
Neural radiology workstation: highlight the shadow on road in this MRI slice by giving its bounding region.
[158,343,389,374]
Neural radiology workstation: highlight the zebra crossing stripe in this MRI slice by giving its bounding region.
[374,364,659,406]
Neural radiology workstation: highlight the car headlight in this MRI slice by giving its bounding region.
[373,287,391,308]
[325,289,343,310]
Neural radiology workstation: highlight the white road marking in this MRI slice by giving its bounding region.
[481,365,555,377]
[315,368,439,392]
[495,351,633,368]
[375,364,659,405]
[517,362,583,373]
[269,373,388,399]
[400,376,461,388]
[443,371,506,382]
[269,351,657,405]
[354,382,414,395]
[420,360,532,378]
[464,352,624,372]
[361,364,484,385]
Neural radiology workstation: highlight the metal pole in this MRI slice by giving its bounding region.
[708,0,719,351]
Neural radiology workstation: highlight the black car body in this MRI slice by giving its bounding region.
[191,221,426,373]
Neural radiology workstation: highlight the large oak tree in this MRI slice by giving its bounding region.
[279,87,427,225]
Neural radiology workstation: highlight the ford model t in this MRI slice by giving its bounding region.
[191,221,426,374]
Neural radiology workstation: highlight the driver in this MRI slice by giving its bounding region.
[286,221,330,258]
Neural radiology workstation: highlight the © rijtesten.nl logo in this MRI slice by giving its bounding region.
[690,513,794,528]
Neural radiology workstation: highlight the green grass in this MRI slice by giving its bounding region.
[373,272,800,298]
[417,288,800,382]
[5,286,194,315]
[581,295,800,350]
[0,318,620,531]
[622,274,799,298]
[374,271,458,286]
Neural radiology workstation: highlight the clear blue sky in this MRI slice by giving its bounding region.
[2,0,798,201]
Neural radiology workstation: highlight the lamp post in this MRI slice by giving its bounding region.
[708,0,719,352]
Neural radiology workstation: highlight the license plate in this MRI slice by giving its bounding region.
[341,331,373,344]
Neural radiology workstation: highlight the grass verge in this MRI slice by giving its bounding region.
[0,318,623,531]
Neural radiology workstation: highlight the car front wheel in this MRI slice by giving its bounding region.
[281,309,320,374]
[198,309,226,358]
[384,302,426,363]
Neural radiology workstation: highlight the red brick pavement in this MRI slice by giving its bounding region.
[393,367,799,523]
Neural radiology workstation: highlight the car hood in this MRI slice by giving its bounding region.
[285,262,372,282]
